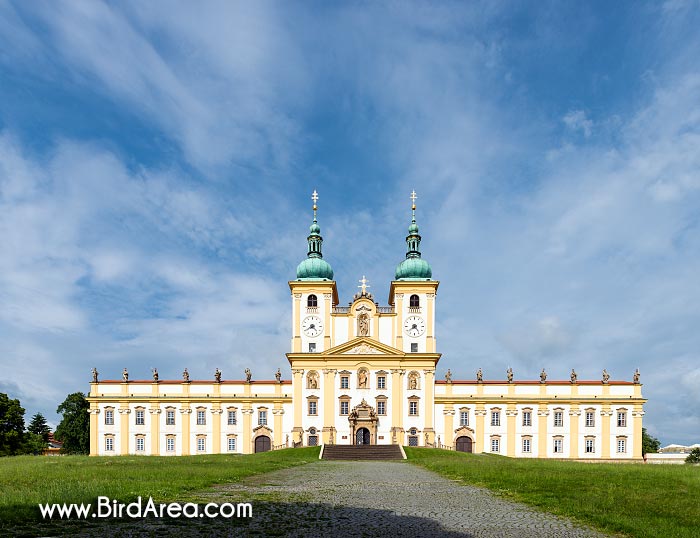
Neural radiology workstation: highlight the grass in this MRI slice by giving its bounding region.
[0,447,320,527]
[405,447,700,538]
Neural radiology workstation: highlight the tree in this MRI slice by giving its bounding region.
[28,413,51,443]
[0,393,26,456]
[642,428,661,456]
[686,448,700,464]
[54,393,90,455]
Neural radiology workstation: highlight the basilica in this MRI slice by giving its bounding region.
[88,192,646,460]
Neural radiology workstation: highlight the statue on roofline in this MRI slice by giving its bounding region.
[476,368,483,383]
[445,369,452,383]
[245,368,252,383]
[570,369,577,384]
[122,368,129,382]
[182,368,190,383]
[152,368,159,382]
[276,368,282,383]
[602,369,610,384]
[633,368,640,384]
[91,367,99,383]
[214,368,222,383]
[507,367,513,383]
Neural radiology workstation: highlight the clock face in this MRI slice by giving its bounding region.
[404,315,425,337]
[302,316,323,337]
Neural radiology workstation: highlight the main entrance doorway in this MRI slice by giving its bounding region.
[254,435,271,453]
[355,427,370,445]
[455,436,473,453]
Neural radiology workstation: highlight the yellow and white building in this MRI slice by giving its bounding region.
[88,192,646,460]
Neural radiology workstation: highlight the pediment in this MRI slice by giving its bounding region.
[322,337,404,357]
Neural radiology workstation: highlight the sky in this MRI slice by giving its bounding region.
[1,1,699,445]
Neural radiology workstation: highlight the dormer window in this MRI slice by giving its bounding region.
[307,294,318,307]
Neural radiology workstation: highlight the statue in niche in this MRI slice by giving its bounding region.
[307,371,318,389]
[214,368,222,383]
[357,312,370,336]
[122,368,129,382]
[152,368,159,382]
[476,368,483,383]
[445,369,452,383]
[506,367,513,383]
[276,368,282,383]
[408,372,418,390]
[357,369,368,388]
[182,368,190,382]
[91,368,99,383]
[602,369,610,384]
[570,369,578,384]
[540,368,547,383]
[245,368,252,383]
[633,368,640,384]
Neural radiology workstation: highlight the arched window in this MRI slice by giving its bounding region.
[307,294,318,307]
[409,294,420,308]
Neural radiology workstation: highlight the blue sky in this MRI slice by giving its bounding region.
[1,1,699,444]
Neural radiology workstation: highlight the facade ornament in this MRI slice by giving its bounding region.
[245,368,252,383]
[347,343,381,354]
[408,371,419,390]
[633,368,640,384]
[152,368,159,382]
[507,367,513,383]
[182,368,190,383]
[540,368,547,383]
[307,371,319,389]
[357,312,370,336]
[122,368,129,382]
[285,434,289,447]
[91,367,99,383]
[602,369,610,384]
[445,369,452,383]
[476,368,483,383]
[276,368,282,383]
[214,368,222,383]
[357,369,368,388]
[570,369,577,384]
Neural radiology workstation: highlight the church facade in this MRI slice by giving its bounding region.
[88,192,646,460]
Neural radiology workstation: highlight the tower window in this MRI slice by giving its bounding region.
[307,294,318,307]
[308,342,316,353]
[409,294,420,308]
[410,343,418,353]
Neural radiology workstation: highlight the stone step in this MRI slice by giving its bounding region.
[322,444,404,460]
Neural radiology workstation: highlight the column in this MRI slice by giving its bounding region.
[506,405,517,457]
[323,369,337,444]
[632,407,645,460]
[443,407,454,448]
[89,405,100,456]
[119,405,130,455]
[390,369,405,444]
[395,293,404,349]
[601,405,612,459]
[273,408,284,447]
[569,407,580,459]
[537,404,549,458]
[292,293,302,352]
[180,405,191,455]
[423,369,435,443]
[426,292,435,352]
[474,406,486,453]
[242,406,253,454]
[149,405,161,455]
[211,404,222,454]
[291,368,304,444]
[324,293,333,350]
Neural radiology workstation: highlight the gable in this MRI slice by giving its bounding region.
[322,337,404,357]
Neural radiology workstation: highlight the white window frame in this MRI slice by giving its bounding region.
[105,437,113,451]
[227,410,237,425]
[136,437,145,452]
[197,410,206,426]
[522,411,532,427]
[135,409,145,426]
[258,410,267,426]
[197,437,206,452]
[340,376,349,389]
[166,437,175,452]
[377,401,386,415]
[105,409,114,426]
[228,437,236,452]
[166,410,175,426]
[554,411,563,427]
[617,439,626,453]
[585,438,595,453]
[585,411,595,427]
[308,401,317,416]
[553,438,563,454]
[377,376,386,390]
[491,438,500,452]
[491,411,500,427]
[522,438,531,453]
[409,401,418,416]
[340,401,349,415]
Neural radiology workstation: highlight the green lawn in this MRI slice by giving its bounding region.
[405,447,699,538]
[0,447,319,527]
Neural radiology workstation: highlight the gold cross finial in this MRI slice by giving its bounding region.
[410,189,417,211]
[311,190,318,219]
[358,275,370,295]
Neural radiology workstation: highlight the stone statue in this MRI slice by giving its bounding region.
[91,367,99,383]
[276,368,282,382]
[425,432,429,445]
[409,372,418,390]
[286,434,289,447]
[476,368,483,383]
[122,368,129,382]
[570,369,577,384]
[152,368,159,382]
[307,371,318,389]
[182,368,190,382]
[540,368,547,383]
[633,368,640,384]
[602,369,610,384]
[245,368,252,383]
[358,369,367,388]
[507,367,513,383]
[214,368,222,383]
[358,312,370,337]
[445,369,452,383]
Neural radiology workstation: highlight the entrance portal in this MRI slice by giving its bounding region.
[455,436,473,453]
[355,427,370,445]
[254,435,271,453]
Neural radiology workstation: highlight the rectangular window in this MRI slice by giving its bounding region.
[227,410,237,425]
[135,410,145,426]
[409,401,418,416]
[340,401,349,415]
[377,401,386,415]
[459,411,469,427]
[105,437,113,451]
[340,376,349,389]
[308,401,317,415]
[308,342,316,353]
[554,438,563,453]
[554,411,563,427]
[166,437,175,452]
[408,436,419,447]
[585,439,595,453]
[585,411,595,427]
[258,410,267,426]
[617,412,627,428]
[197,437,205,452]
[491,411,500,427]
[166,410,175,426]
[197,410,206,426]
[410,343,418,353]
[617,439,626,453]
[136,437,144,452]
[228,437,236,452]
[105,410,114,425]
[377,376,386,389]
[522,438,531,453]
[522,411,532,427]
[491,438,500,452]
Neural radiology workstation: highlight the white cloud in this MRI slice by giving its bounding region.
[562,109,593,138]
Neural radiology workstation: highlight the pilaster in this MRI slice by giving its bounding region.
[506,406,518,457]
[119,405,130,455]
[569,407,580,459]
[211,404,222,454]
[600,406,612,459]
[442,407,455,448]
[632,407,645,460]
[149,405,161,455]
[537,404,549,458]
[474,406,486,453]
[180,405,191,455]
[273,408,284,447]
[89,405,100,456]
[241,407,253,454]
[323,369,337,443]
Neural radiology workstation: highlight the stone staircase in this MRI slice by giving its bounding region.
[321,444,405,460]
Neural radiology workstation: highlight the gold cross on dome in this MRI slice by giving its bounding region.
[311,190,319,205]
[358,275,370,294]
[410,190,417,203]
